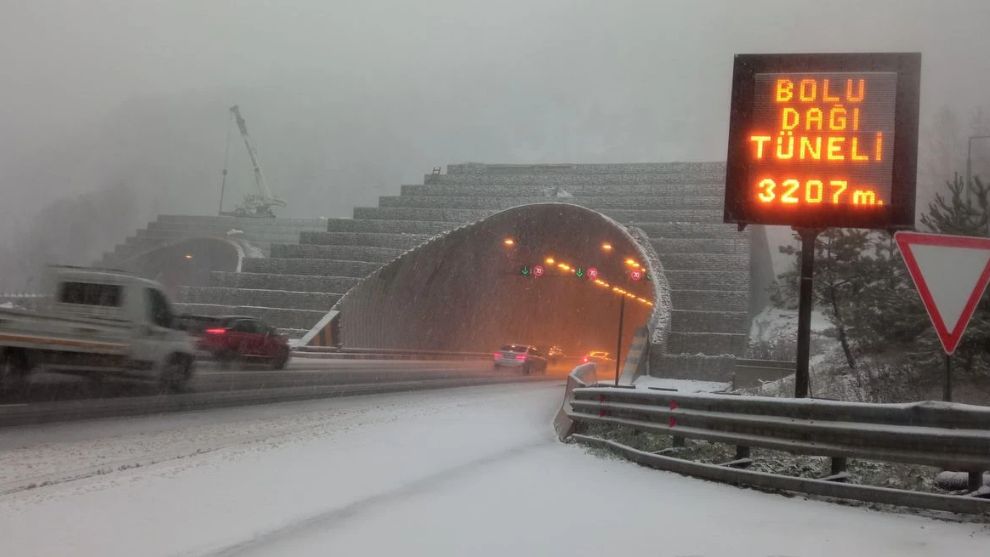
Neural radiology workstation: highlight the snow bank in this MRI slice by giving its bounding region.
[0,382,985,556]
[633,376,730,393]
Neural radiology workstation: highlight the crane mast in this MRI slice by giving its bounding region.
[220,105,286,218]
[230,105,275,200]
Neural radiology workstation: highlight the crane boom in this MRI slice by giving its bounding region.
[229,105,275,200]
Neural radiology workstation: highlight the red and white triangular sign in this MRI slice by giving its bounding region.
[895,231,990,354]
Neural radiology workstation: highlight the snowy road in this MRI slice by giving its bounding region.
[0,358,515,405]
[0,381,987,556]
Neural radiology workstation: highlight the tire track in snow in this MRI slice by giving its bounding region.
[200,439,555,557]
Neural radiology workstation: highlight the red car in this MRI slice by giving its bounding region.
[196,315,290,369]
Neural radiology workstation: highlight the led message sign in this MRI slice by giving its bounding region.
[725,53,920,229]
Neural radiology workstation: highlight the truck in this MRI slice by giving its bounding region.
[0,267,196,391]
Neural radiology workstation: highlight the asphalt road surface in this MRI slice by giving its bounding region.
[0,357,578,405]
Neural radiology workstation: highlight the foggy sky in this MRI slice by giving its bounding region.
[2,0,990,285]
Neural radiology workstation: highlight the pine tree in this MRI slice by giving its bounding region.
[773,228,872,369]
[771,176,990,379]
[920,174,989,235]
[844,233,929,355]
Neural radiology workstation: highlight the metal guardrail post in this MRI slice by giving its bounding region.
[828,457,849,482]
[969,470,984,492]
[830,457,847,475]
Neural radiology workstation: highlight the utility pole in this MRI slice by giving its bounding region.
[614,295,625,386]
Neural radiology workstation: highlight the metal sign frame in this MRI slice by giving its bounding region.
[724,52,921,230]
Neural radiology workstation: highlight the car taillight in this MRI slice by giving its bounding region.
[515,354,526,361]
[205,328,227,335]
[582,356,589,363]
[493,352,500,359]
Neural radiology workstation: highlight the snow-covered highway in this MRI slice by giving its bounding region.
[0,381,986,556]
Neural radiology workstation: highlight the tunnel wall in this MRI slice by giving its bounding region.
[747,225,775,322]
[335,203,669,354]
[120,237,244,297]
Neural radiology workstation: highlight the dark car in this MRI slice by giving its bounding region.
[196,315,290,369]
[493,344,548,375]
[547,345,565,363]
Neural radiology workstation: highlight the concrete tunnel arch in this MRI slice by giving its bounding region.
[332,203,672,360]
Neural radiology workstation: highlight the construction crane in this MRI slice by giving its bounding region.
[219,105,286,218]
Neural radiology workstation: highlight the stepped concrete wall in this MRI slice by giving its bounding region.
[100,162,773,381]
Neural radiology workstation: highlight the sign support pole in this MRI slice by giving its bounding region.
[943,354,953,402]
[795,228,821,398]
[615,295,625,386]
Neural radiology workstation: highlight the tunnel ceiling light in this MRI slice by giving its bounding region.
[503,238,516,247]
[184,254,193,260]
[530,251,651,306]
[601,242,613,252]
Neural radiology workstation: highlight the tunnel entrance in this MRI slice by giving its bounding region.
[336,203,666,373]
[121,238,241,298]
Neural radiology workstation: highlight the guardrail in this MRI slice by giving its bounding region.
[292,345,493,361]
[556,368,990,515]
[0,375,547,428]
[553,362,598,439]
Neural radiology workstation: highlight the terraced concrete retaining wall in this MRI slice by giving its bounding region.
[98,162,772,381]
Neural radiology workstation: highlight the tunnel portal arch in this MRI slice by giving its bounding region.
[119,237,245,297]
[334,203,671,357]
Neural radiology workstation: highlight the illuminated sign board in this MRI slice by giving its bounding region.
[725,53,920,229]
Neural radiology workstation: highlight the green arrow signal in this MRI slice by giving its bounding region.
[575,267,585,278]
[520,265,531,277]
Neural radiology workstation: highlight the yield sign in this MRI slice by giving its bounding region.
[895,231,990,354]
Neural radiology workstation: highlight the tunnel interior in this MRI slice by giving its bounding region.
[338,204,660,370]
[122,238,240,297]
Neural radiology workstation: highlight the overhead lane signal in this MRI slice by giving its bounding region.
[514,254,653,307]
[518,264,545,278]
